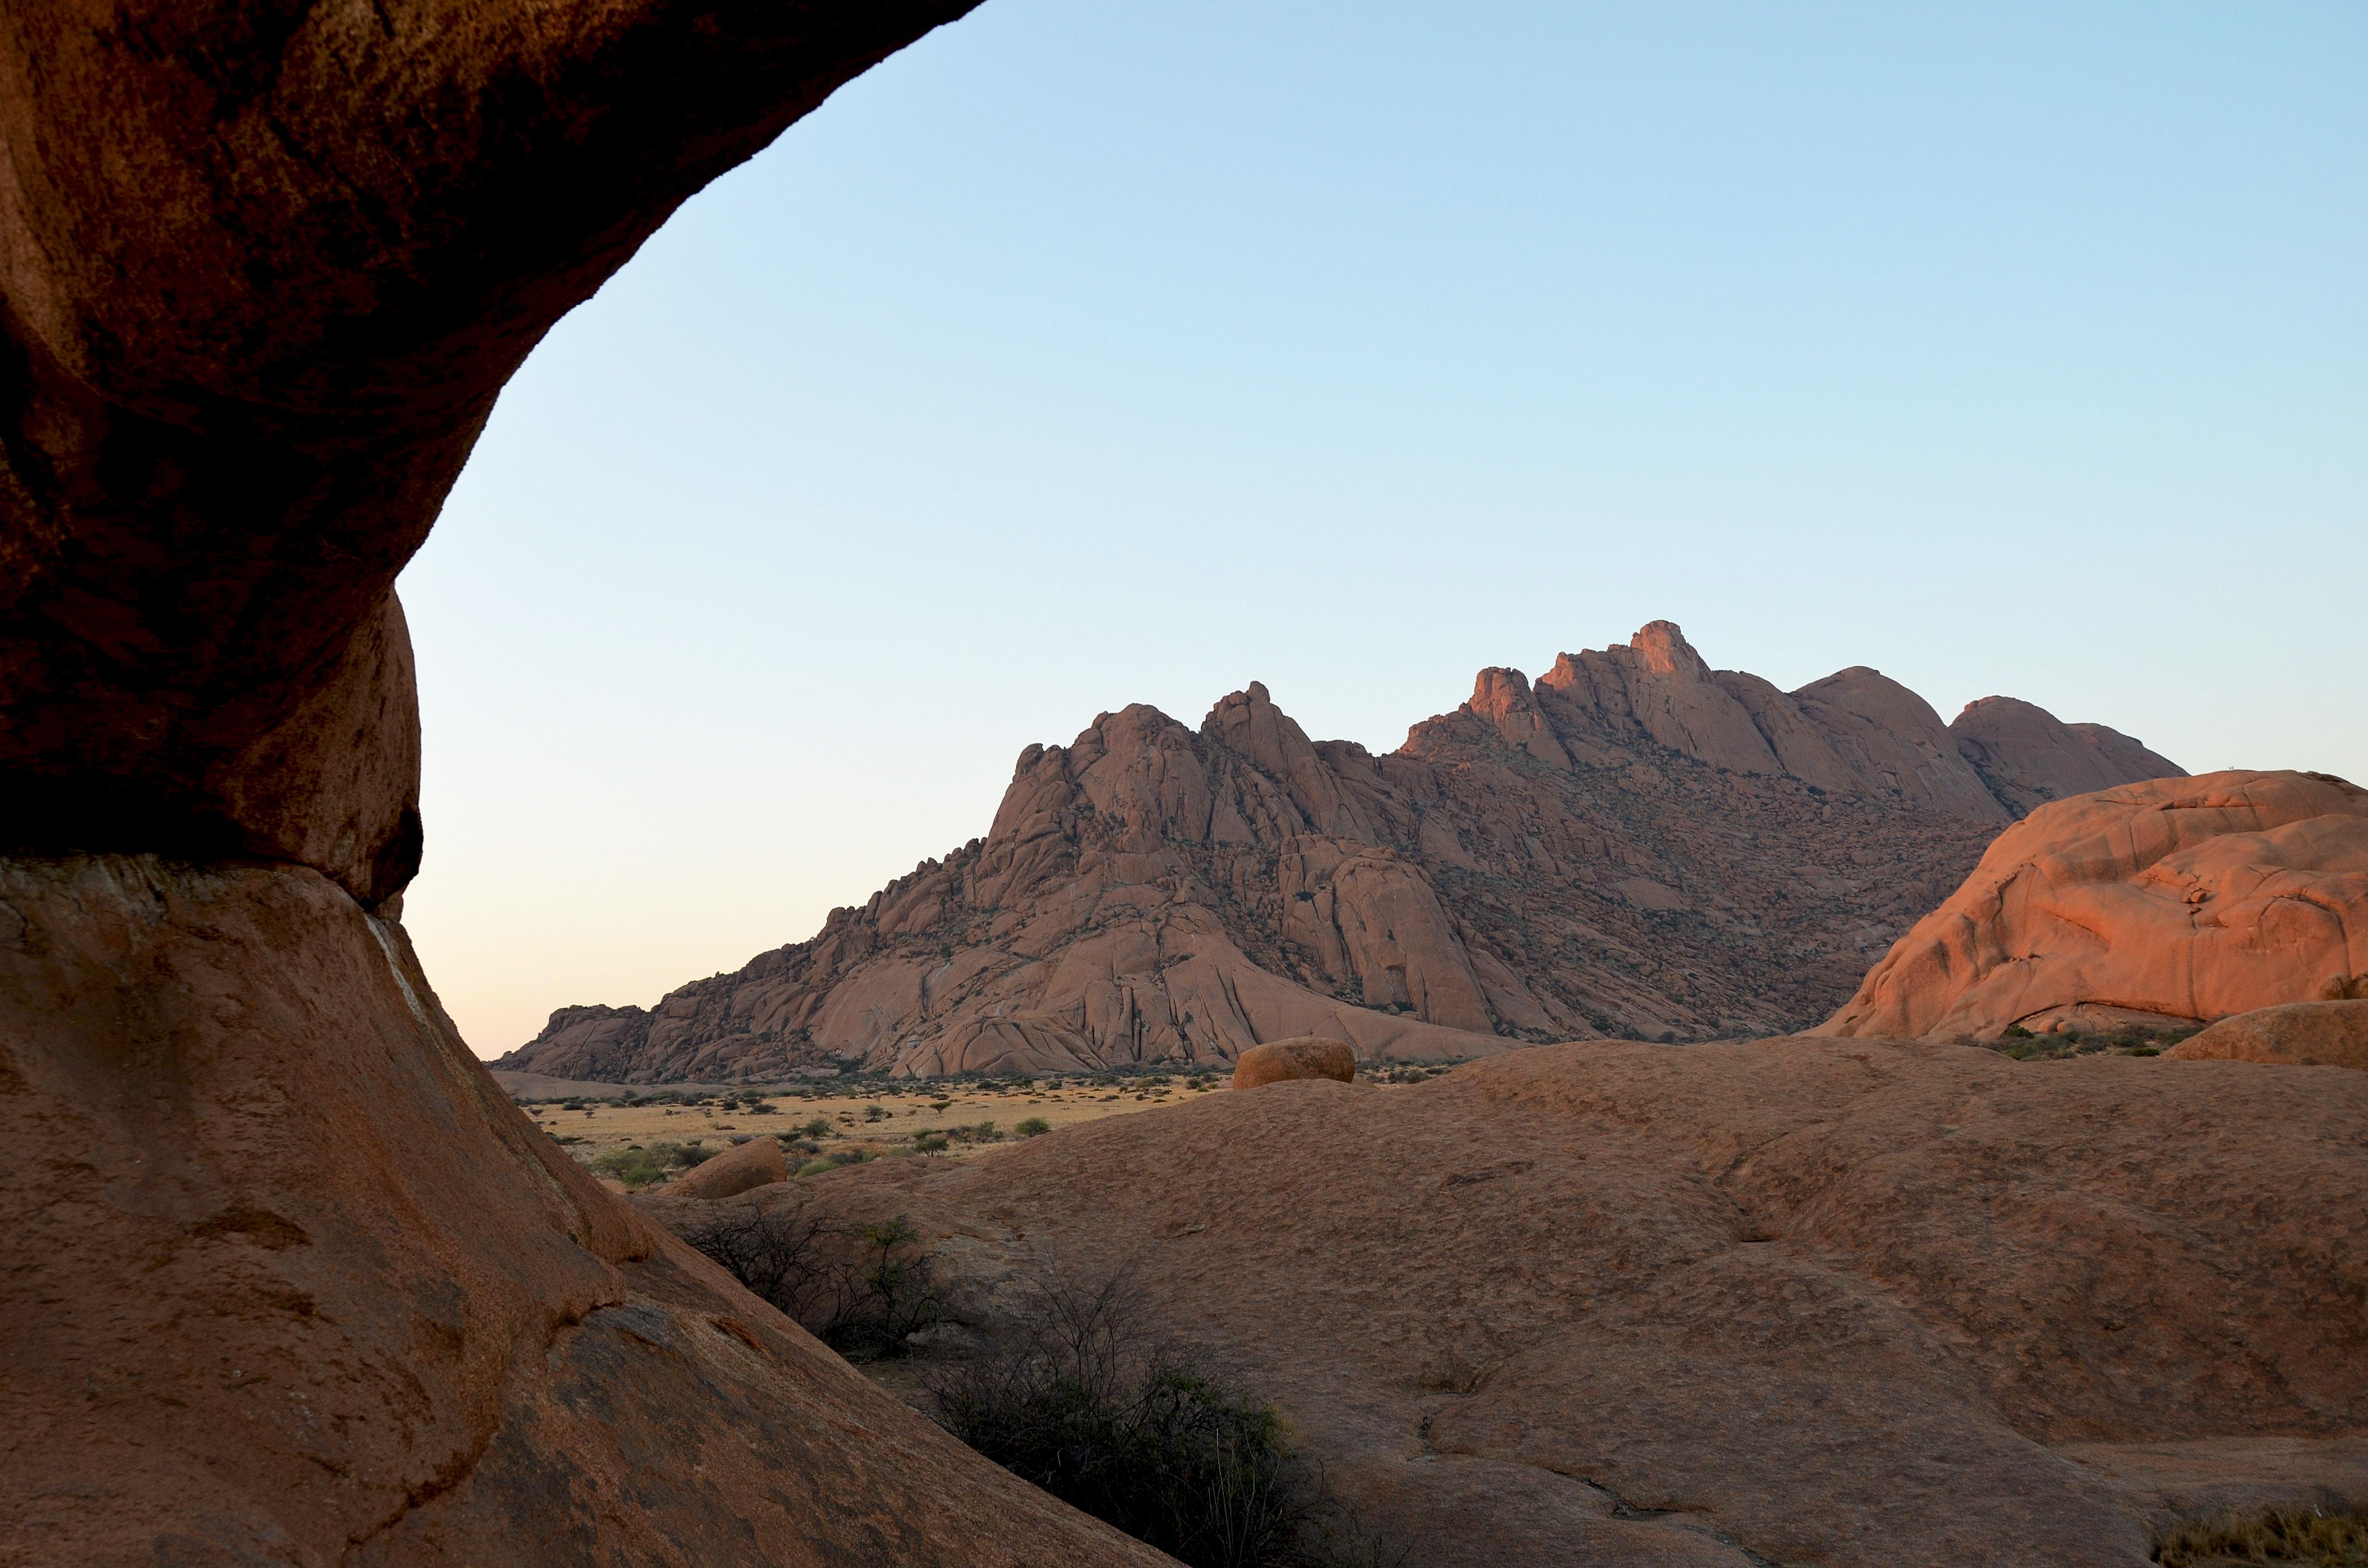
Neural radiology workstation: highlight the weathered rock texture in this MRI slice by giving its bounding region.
[0,857,1165,1565]
[756,1039,2368,1568]
[1233,1036,1357,1090]
[502,624,2183,1079]
[0,4,1169,1563]
[2167,1000,2368,1070]
[1820,771,2368,1039]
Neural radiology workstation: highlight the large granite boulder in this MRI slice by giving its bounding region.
[1233,1036,1358,1090]
[663,1135,791,1199]
[1818,771,2368,1039]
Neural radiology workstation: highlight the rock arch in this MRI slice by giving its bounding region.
[0,5,1160,1560]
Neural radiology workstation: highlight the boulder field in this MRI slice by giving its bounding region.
[500,624,2183,1081]
[1819,771,2368,1039]
[764,1038,2368,1568]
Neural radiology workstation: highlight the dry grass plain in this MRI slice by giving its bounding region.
[515,1063,1456,1189]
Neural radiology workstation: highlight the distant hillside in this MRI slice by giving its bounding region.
[496,622,2182,1081]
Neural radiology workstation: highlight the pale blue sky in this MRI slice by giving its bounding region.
[399,0,2368,1056]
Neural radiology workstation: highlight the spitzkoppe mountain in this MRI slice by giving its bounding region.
[497,623,2183,1081]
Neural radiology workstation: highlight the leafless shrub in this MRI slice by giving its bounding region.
[926,1267,1318,1568]
[675,1205,944,1361]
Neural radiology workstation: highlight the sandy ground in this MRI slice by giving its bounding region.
[514,1066,1453,1185]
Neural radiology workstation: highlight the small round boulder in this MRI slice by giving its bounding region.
[1233,1037,1357,1091]
[661,1136,788,1199]
[2166,1001,2368,1071]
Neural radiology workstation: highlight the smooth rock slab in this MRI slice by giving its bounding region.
[2169,1000,2368,1069]
[794,1037,2368,1568]
[0,855,1166,1567]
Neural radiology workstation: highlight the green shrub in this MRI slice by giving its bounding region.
[865,1104,890,1122]
[587,1139,711,1189]
[590,1148,668,1188]
[913,1132,950,1153]
[801,1116,833,1139]
[1016,1117,1052,1138]
[795,1158,837,1177]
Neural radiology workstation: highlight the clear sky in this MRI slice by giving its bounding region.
[397,0,2368,1060]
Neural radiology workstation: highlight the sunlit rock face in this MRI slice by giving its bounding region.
[500,622,2185,1081]
[0,3,1169,1561]
[1818,770,2368,1039]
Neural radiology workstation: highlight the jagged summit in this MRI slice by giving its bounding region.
[496,623,2183,1081]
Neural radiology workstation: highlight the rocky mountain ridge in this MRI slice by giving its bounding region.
[497,623,2184,1080]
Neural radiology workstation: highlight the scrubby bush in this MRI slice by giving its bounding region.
[864,1103,890,1122]
[829,1217,943,1360]
[1016,1117,1052,1138]
[1992,1023,2195,1062]
[801,1116,833,1139]
[674,1206,943,1361]
[931,1271,1316,1568]
[588,1140,710,1189]
[677,1204,841,1320]
[912,1132,950,1154]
